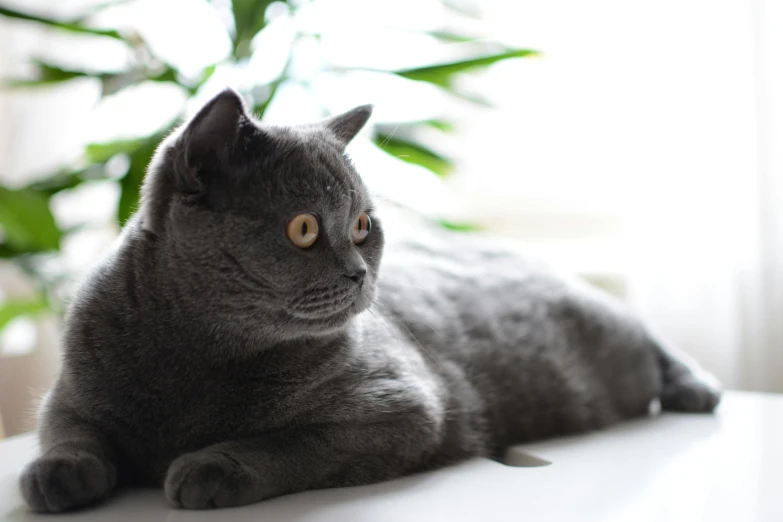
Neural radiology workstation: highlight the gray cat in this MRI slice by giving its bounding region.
[19,89,721,512]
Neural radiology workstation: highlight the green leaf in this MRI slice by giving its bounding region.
[148,66,178,85]
[117,140,157,225]
[449,90,494,108]
[427,31,480,43]
[100,68,173,97]
[6,60,187,97]
[0,298,50,331]
[395,49,539,88]
[0,5,123,40]
[438,219,481,232]
[86,138,146,163]
[4,62,89,88]
[230,0,276,59]
[252,77,285,119]
[0,187,61,252]
[30,61,87,83]
[116,120,180,224]
[198,64,217,87]
[26,170,88,197]
[5,61,119,91]
[376,120,455,136]
[424,119,455,132]
[0,243,20,258]
[374,136,453,178]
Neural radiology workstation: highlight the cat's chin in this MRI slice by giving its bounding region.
[290,299,370,338]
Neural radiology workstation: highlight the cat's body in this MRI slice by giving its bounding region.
[20,90,720,513]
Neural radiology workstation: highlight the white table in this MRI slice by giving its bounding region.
[1,391,781,521]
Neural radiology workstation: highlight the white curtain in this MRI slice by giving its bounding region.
[628,0,783,392]
[448,0,782,391]
[741,0,783,391]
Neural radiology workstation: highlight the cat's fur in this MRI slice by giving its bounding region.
[20,89,721,512]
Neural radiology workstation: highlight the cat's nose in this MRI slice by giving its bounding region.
[344,268,366,284]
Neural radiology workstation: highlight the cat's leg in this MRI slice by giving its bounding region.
[164,417,440,509]
[653,334,722,412]
[19,400,119,513]
[562,283,720,417]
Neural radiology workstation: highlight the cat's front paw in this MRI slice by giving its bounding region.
[164,451,262,509]
[20,449,116,513]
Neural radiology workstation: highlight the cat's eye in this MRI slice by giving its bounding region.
[287,213,319,248]
[352,212,371,244]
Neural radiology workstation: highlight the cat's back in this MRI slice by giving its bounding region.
[376,204,573,344]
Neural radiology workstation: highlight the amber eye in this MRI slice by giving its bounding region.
[287,213,319,248]
[352,212,371,244]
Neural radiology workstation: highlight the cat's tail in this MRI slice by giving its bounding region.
[653,335,722,413]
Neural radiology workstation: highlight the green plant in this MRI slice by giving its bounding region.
[0,0,536,331]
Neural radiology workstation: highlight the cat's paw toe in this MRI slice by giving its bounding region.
[661,372,722,413]
[165,451,260,509]
[20,450,116,513]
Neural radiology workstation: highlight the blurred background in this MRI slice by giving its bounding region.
[0,0,781,437]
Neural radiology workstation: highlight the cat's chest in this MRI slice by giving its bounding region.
[111,363,294,429]
[90,365,311,483]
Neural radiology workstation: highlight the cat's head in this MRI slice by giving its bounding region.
[140,88,382,342]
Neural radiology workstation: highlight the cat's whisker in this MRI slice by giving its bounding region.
[368,265,430,293]
[233,277,273,295]
[373,296,440,335]
[378,123,401,148]
[382,281,431,293]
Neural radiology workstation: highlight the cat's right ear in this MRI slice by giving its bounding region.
[175,88,248,191]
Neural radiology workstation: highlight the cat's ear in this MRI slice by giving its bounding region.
[323,105,373,148]
[176,88,248,189]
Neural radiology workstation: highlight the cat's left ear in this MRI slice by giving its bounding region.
[323,105,373,148]
[175,88,249,191]
[183,88,248,168]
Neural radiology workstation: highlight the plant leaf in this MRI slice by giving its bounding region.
[427,31,480,43]
[376,120,456,136]
[0,187,61,252]
[252,77,285,119]
[373,137,453,178]
[198,64,217,87]
[116,120,180,224]
[0,298,50,331]
[0,5,123,40]
[148,66,178,85]
[425,119,456,132]
[101,66,183,96]
[4,62,90,88]
[394,48,539,88]
[438,219,481,232]
[26,170,88,197]
[0,243,21,258]
[6,61,185,97]
[86,138,146,163]
[5,61,114,90]
[117,140,158,225]
[230,0,276,59]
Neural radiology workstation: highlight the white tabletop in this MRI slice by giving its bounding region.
[1,390,781,522]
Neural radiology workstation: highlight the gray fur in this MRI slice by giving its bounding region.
[19,88,721,512]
